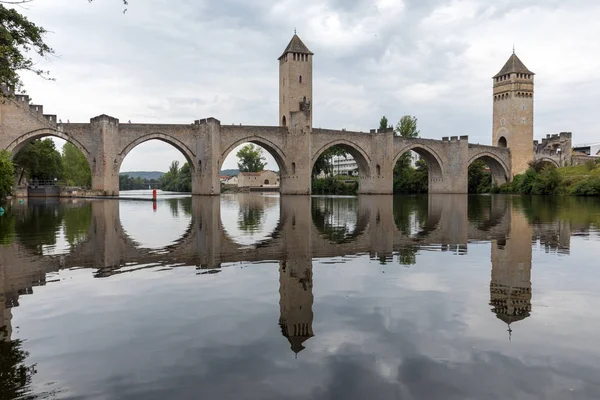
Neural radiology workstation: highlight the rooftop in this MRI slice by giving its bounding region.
[279,34,313,60]
[493,52,534,78]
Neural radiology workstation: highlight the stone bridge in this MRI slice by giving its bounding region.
[0,93,512,195]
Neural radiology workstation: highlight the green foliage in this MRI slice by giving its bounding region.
[14,139,63,183]
[395,115,420,138]
[0,149,14,198]
[532,165,562,195]
[572,177,600,196]
[379,116,391,130]
[236,144,266,173]
[61,143,91,187]
[0,4,54,96]
[585,159,596,171]
[311,177,358,195]
[119,174,160,190]
[468,159,492,193]
[160,161,192,192]
[393,158,428,194]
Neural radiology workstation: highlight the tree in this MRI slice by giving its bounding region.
[468,159,491,193]
[0,2,54,96]
[62,143,91,187]
[395,115,419,138]
[392,115,427,193]
[379,116,391,131]
[1,1,129,96]
[13,139,63,183]
[236,144,266,173]
[0,150,14,198]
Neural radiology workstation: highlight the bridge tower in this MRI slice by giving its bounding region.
[279,33,313,128]
[492,51,535,176]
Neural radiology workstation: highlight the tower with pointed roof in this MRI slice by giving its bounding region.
[279,33,313,128]
[492,51,535,175]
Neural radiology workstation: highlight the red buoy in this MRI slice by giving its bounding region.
[152,189,157,201]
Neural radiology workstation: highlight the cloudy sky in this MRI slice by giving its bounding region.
[15,0,600,172]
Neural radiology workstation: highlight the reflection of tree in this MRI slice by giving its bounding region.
[15,202,63,254]
[311,197,359,243]
[397,245,417,266]
[0,207,16,245]
[167,199,179,217]
[392,196,428,235]
[179,198,192,216]
[62,204,92,248]
[238,205,264,233]
[0,332,37,400]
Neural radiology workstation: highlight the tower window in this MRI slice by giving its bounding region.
[282,115,287,127]
[498,136,507,148]
[299,75,302,83]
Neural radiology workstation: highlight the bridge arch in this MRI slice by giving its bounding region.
[535,157,560,168]
[221,136,288,175]
[312,139,372,176]
[468,151,511,186]
[117,132,197,173]
[5,128,92,161]
[393,144,444,179]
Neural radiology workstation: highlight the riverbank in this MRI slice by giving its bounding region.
[494,163,600,196]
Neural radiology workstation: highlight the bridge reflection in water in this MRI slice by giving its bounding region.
[0,194,592,354]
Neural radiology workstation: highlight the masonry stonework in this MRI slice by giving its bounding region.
[492,52,535,176]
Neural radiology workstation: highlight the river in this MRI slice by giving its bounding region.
[0,193,599,399]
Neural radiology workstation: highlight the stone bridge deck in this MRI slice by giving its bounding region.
[1,94,512,195]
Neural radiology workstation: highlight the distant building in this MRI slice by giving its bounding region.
[238,170,279,188]
[224,175,238,186]
[573,142,600,157]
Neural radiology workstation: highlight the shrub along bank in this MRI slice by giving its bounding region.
[494,160,600,196]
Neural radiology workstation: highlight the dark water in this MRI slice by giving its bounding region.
[1,193,600,399]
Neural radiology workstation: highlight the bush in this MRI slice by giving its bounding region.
[312,177,358,195]
[532,165,562,195]
[585,160,596,171]
[572,177,600,196]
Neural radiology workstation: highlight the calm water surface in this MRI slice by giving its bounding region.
[1,193,600,399]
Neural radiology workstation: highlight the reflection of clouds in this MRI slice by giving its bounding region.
[221,194,280,246]
[119,200,191,249]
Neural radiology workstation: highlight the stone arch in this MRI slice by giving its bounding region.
[221,136,288,175]
[117,132,196,172]
[6,128,91,162]
[468,152,510,186]
[536,157,560,168]
[393,144,444,180]
[311,139,372,176]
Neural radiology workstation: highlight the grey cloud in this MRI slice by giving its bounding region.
[17,0,600,171]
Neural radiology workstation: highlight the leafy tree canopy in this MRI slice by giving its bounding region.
[14,139,63,183]
[395,115,420,138]
[62,143,91,187]
[379,116,391,131]
[236,144,267,173]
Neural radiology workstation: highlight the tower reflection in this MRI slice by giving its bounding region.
[279,259,314,355]
[489,205,532,337]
